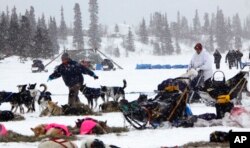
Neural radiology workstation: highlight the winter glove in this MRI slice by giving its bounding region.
[47,77,53,82]
[93,75,99,80]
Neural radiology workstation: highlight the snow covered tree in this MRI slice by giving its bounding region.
[28,6,36,37]
[175,39,181,54]
[33,26,53,58]
[0,12,9,55]
[153,42,161,55]
[125,27,135,52]
[210,13,216,36]
[114,24,119,36]
[216,9,228,52]
[243,16,250,39]
[180,16,189,39]
[113,47,120,57]
[234,36,242,49]
[19,15,33,58]
[73,3,84,50]
[232,13,242,37]
[176,11,181,40]
[8,7,20,55]
[88,0,101,50]
[138,18,148,44]
[161,16,174,55]
[37,14,47,29]
[203,13,210,35]
[48,17,59,54]
[59,6,68,41]
[225,17,233,50]
[193,9,201,36]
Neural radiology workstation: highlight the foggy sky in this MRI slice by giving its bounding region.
[0,0,249,27]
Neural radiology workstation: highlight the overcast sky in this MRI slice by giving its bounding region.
[0,0,250,27]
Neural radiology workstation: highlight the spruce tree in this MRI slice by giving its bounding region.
[33,26,53,58]
[232,13,242,37]
[153,42,161,55]
[125,27,135,52]
[28,6,36,37]
[113,47,120,57]
[48,17,59,54]
[216,9,228,52]
[203,13,210,34]
[180,16,189,39]
[0,12,9,55]
[161,15,174,55]
[73,3,84,50]
[235,36,242,49]
[176,11,181,40]
[19,15,33,58]
[59,6,67,41]
[114,24,119,36]
[175,39,181,54]
[138,18,148,44]
[88,0,101,50]
[193,9,201,35]
[8,7,20,55]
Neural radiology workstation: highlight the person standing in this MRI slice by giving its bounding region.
[48,53,98,107]
[235,49,243,69]
[213,49,222,69]
[188,43,213,90]
[225,50,234,69]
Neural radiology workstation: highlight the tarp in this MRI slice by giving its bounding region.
[136,64,188,69]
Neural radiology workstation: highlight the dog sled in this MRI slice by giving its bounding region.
[31,60,47,73]
[120,77,190,129]
[198,71,248,106]
[101,59,115,71]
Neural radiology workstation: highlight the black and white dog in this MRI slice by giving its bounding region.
[80,84,105,109]
[81,138,120,148]
[27,83,52,111]
[100,79,127,102]
[0,84,34,113]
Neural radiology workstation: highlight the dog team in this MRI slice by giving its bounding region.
[0,79,127,114]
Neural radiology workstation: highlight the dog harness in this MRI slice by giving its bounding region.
[44,138,76,148]
[0,124,7,136]
[80,119,97,135]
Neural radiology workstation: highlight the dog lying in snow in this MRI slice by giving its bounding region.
[31,123,71,137]
[42,101,63,116]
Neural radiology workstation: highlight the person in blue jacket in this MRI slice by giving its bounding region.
[48,52,98,107]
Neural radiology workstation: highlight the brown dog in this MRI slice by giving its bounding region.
[46,101,63,116]
[31,124,65,137]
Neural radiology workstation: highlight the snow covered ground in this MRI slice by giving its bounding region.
[1,51,250,148]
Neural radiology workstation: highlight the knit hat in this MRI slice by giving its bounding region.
[194,43,202,50]
[61,52,70,60]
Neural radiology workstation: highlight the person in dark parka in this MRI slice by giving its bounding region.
[235,49,243,69]
[213,49,222,69]
[48,53,98,107]
[225,50,235,69]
